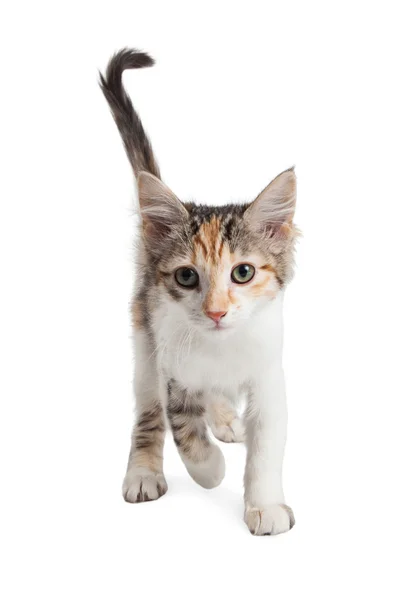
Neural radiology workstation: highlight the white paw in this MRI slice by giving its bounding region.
[245,504,295,536]
[211,417,245,443]
[182,444,225,489]
[122,467,168,503]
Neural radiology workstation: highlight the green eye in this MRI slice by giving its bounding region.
[231,264,255,284]
[175,267,199,288]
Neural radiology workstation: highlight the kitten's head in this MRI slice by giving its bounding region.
[138,168,298,335]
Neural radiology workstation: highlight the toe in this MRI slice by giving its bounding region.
[212,418,245,443]
[123,469,168,503]
[245,504,294,536]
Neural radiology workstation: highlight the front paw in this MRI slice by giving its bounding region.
[245,504,295,536]
[123,467,168,503]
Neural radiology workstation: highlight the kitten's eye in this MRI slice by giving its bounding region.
[175,267,199,288]
[231,264,255,284]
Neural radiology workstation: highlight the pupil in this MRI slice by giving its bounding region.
[239,265,248,277]
[183,269,191,280]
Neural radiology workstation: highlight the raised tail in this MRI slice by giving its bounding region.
[99,48,161,178]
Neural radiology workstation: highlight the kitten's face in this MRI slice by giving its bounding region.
[159,219,281,335]
[138,169,297,335]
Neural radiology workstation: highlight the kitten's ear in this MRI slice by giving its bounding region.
[137,172,188,240]
[244,168,296,239]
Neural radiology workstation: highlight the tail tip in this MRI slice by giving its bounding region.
[114,47,155,70]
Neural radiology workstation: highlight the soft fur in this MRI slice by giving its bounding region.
[100,48,299,535]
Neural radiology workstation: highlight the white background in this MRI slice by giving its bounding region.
[1,1,399,598]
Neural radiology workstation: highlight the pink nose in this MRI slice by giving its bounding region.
[206,310,227,324]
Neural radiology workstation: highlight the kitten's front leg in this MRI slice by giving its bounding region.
[244,366,295,535]
[167,380,225,489]
[122,330,168,503]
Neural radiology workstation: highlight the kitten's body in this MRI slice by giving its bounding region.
[100,49,297,535]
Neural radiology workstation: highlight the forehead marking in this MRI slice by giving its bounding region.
[193,216,225,265]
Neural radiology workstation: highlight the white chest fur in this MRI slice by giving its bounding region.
[154,293,285,395]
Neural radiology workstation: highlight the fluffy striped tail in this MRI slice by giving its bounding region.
[99,48,161,178]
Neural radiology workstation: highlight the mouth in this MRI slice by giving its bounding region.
[209,322,230,332]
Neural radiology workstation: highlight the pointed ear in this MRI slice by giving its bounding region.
[137,172,188,241]
[244,168,296,238]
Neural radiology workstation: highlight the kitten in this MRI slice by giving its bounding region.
[100,48,298,535]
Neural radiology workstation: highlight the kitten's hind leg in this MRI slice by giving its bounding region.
[207,394,245,443]
[123,330,168,503]
[167,380,225,489]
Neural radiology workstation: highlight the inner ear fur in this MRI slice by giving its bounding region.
[137,171,188,240]
[244,167,297,239]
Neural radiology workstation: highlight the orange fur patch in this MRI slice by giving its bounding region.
[249,271,278,298]
[203,284,230,314]
[260,264,277,274]
[192,235,208,261]
[193,217,223,265]
[191,217,235,314]
[131,299,144,329]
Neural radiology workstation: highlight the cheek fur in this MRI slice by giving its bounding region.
[158,273,185,301]
[248,272,279,298]
[228,288,241,309]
